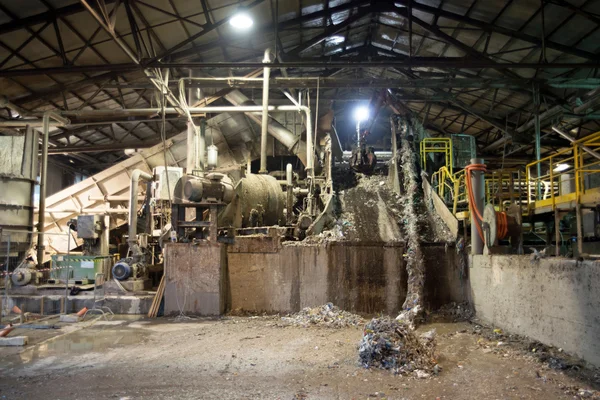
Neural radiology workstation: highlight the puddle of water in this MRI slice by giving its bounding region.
[2,324,149,369]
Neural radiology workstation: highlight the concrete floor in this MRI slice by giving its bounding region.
[0,316,598,399]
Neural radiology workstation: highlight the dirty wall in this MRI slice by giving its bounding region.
[469,255,600,367]
[227,238,466,315]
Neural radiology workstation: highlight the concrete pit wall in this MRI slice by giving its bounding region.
[227,238,466,315]
[2,294,153,315]
[470,255,600,366]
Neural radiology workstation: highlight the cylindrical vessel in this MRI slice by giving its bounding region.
[207,145,218,170]
[0,128,38,256]
[236,174,285,227]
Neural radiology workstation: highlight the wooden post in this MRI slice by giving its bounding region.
[60,297,64,314]
[40,296,45,316]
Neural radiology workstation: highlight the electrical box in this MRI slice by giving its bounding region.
[77,215,103,239]
[153,166,183,201]
[50,255,112,283]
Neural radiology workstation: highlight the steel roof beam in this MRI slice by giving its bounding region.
[393,0,600,61]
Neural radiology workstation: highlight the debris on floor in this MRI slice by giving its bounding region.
[431,302,474,322]
[280,303,364,328]
[358,317,438,376]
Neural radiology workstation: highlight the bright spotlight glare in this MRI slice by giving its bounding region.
[553,163,570,172]
[230,13,253,30]
[354,106,369,122]
[328,35,345,45]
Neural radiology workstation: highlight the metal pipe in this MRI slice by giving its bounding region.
[552,126,600,161]
[186,121,195,173]
[304,105,313,177]
[37,111,70,266]
[224,90,308,166]
[260,49,272,174]
[196,118,206,176]
[0,120,62,127]
[286,163,293,186]
[470,158,485,255]
[88,196,144,202]
[36,208,130,214]
[64,224,71,314]
[128,170,153,250]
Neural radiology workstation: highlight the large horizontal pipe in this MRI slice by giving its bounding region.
[35,208,129,214]
[47,141,160,154]
[224,90,310,168]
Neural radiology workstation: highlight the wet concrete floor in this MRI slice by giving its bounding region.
[0,316,598,399]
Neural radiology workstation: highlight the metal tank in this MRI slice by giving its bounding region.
[220,174,286,228]
[0,127,38,257]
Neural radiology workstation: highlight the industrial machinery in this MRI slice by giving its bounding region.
[10,255,41,286]
[0,127,37,263]
[482,204,523,254]
[171,172,234,241]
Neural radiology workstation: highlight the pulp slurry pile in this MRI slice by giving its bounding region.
[280,303,364,328]
[358,317,438,376]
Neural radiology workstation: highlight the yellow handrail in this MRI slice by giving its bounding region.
[525,130,600,210]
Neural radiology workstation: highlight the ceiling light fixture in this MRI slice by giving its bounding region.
[553,163,570,173]
[230,12,253,30]
[353,106,369,122]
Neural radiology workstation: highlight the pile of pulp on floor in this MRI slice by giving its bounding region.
[358,317,437,376]
[280,303,364,328]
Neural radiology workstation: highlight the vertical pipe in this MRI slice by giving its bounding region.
[3,233,9,323]
[304,107,313,177]
[260,49,271,174]
[186,121,195,174]
[554,209,560,257]
[64,225,70,315]
[196,118,206,176]
[576,203,583,256]
[470,158,485,255]
[37,115,50,265]
[37,112,69,266]
[286,163,293,186]
[534,85,541,197]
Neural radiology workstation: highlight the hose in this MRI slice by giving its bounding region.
[466,163,509,242]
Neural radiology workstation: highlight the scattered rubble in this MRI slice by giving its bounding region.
[431,302,474,322]
[280,303,364,328]
[358,317,438,376]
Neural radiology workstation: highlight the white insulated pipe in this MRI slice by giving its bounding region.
[260,49,272,174]
[128,169,153,246]
[286,163,293,186]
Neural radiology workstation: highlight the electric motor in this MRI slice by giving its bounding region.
[112,258,146,281]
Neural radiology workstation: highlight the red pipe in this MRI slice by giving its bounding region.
[0,324,14,337]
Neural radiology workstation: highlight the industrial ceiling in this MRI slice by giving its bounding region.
[1,0,600,172]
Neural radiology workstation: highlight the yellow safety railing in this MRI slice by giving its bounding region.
[420,138,453,172]
[432,166,529,216]
[431,166,466,214]
[485,169,528,212]
[526,130,600,210]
